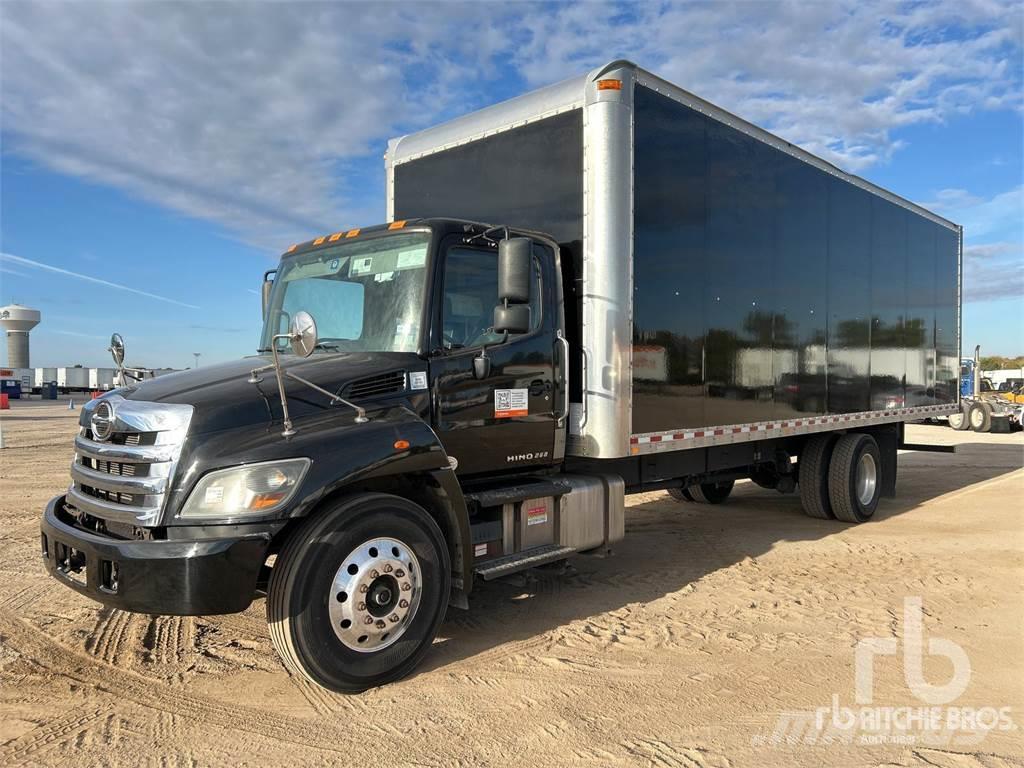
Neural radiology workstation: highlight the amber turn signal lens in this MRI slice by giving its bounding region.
[596,79,622,91]
[393,440,410,451]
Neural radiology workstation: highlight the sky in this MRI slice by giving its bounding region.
[1,0,1022,369]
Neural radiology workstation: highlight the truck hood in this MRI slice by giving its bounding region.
[119,352,425,435]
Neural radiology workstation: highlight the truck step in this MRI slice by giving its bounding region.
[474,544,577,581]
[465,480,568,509]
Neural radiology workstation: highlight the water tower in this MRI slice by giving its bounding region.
[0,304,41,368]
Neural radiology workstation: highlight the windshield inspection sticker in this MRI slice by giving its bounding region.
[350,256,373,276]
[494,388,528,419]
[396,249,427,270]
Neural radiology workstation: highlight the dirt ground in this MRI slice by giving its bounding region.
[0,401,1021,768]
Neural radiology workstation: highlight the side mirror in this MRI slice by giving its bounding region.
[494,237,532,335]
[497,237,532,303]
[109,333,125,367]
[289,311,318,358]
[261,269,276,319]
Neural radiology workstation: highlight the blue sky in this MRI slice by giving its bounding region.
[1,1,1021,368]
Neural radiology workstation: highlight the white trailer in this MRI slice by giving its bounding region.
[89,368,116,390]
[57,367,90,392]
[34,368,57,389]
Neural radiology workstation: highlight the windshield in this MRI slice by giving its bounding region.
[261,232,431,354]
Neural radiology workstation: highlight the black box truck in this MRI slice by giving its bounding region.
[41,61,961,692]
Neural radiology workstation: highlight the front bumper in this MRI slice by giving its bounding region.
[41,495,276,615]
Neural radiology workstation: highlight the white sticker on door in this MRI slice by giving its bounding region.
[494,388,528,419]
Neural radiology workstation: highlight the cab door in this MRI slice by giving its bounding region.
[429,238,557,478]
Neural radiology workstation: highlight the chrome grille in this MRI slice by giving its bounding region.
[67,394,193,526]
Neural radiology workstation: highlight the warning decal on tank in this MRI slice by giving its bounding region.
[526,506,548,526]
[494,388,528,419]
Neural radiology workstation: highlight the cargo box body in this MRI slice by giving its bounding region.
[387,61,961,459]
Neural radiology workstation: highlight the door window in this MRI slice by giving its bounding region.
[441,246,541,350]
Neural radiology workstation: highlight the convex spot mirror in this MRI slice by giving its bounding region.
[109,333,125,367]
[289,311,318,358]
[494,237,532,335]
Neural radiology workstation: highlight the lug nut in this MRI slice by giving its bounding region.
[394,569,405,578]
[383,564,393,573]
[399,599,409,608]
[389,614,400,623]
[359,584,368,593]
[370,569,379,579]
[401,582,411,592]
[376,620,386,629]
[357,602,366,611]
[364,616,374,625]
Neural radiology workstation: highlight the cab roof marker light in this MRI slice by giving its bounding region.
[388,221,407,230]
[346,228,360,238]
[328,232,343,242]
[287,244,297,253]
[597,79,622,91]
[313,236,326,245]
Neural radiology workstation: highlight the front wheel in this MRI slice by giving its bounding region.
[268,493,450,693]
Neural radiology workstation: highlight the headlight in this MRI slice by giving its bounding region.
[179,458,311,519]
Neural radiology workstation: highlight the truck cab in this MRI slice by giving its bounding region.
[41,218,602,693]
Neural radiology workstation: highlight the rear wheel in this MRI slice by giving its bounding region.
[799,434,837,519]
[268,493,450,693]
[689,480,734,504]
[667,487,694,503]
[828,433,881,523]
[948,408,969,431]
[969,402,992,433]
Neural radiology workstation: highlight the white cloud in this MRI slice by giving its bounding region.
[0,1,1020,249]
[0,252,200,309]
[925,185,1024,302]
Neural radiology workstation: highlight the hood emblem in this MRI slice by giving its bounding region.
[91,400,115,441]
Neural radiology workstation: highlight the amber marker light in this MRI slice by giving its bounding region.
[388,220,407,230]
[346,228,361,238]
[597,79,622,91]
[394,439,410,451]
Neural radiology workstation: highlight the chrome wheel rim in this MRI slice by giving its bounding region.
[856,453,877,506]
[329,537,422,653]
[949,413,964,428]
[969,408,984,429]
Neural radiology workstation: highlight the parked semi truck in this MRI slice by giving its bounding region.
[40,61,961,693]
[948,346,1022,432]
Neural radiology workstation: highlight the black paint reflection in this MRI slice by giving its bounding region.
[632,85,957,433]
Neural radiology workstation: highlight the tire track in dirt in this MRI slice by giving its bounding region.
[86,608,142,667]
[0,614,400,762]
[1,705,113,763]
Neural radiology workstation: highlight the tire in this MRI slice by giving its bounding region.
[799,434,837,519]
[968,402,992,433]
[667,487,693,503]
[268,493,450,693]
[689,480,734,504]
[828,433,881,523]
[948,409,969,431]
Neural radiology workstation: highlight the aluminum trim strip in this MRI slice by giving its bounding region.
[628,404,958,455]
[73,434,176,463]
[70,462,167,495]
[66,486,161,526]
